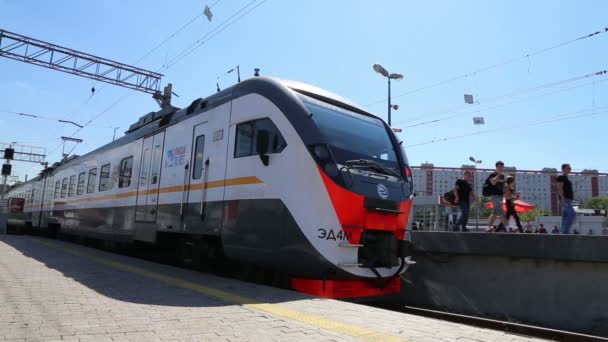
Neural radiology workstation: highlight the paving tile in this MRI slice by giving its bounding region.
[0,235,550,342]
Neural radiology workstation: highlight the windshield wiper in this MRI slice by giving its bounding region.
[344,159,401,179]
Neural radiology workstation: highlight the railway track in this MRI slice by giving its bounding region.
[394,305,607,342]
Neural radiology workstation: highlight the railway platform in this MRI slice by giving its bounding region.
[0,235,547,342]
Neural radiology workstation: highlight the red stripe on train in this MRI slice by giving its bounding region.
[318,166,411,244]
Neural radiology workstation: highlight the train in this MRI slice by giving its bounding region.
[4,76,415,299]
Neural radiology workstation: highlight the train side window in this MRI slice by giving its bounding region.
[99,164,112,192]
[68,175,77,197]
[234,118,286,158]
[193,135,205,180]
[77,172,86,195]
[54,181,61,199]
[60,178,68,198]
[150,145,162,185]
[119,156,134,188]
[139,149,151,186]
[87,168,97,194]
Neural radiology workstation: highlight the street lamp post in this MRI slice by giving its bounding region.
[373,64,403,126]
[469,156,483,230]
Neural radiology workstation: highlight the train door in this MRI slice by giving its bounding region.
[187,123,209,220]
[135,132,165,222]
[32,176,46,227]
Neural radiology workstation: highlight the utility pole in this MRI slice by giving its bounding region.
[1,146,13,199]
[469,156,483,230]
[373,64,403,127]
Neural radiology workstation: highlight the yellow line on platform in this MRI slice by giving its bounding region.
[37,239,410,342]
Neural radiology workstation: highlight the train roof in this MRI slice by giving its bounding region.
[41,76,378,174]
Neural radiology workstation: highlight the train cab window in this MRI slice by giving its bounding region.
[54,181,61,199]
[77,172,86,195]
[60,178,68,198]
[99,164,112,192]
[234,118,286,158]
[193,135,205,180]
[87,168,97,194]
[68,175,77,197]
[119,157,133,188]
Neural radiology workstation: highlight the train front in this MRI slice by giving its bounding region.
[288,86,415,299]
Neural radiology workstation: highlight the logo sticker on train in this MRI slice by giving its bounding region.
[165,146,187,168]
[377,183,389,199]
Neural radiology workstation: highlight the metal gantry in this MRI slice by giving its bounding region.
[0,143,46,198]
[0,29,163,94]
[0,143,46,163]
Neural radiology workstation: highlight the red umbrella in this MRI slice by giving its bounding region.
[485,199,535,213]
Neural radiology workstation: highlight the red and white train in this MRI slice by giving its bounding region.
[5,77,414,298]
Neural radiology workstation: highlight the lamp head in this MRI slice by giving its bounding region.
[389,73,404,80]
[373,64,389,77]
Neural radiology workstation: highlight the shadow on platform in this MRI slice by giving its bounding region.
[0,235,309,308]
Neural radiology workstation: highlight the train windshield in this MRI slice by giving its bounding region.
[305,100,401,169]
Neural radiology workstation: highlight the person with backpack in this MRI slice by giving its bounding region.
[453,170,474,232]
[484,161,507,232]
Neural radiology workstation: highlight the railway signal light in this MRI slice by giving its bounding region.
[2,164,11,176]
[3,148,14,160]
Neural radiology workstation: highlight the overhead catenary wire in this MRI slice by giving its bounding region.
[44,90,136,158]
[363,26,608,108]
[135,0,225,65]
[44,0,268,161]
[391,69,608,126]
[402,77,608,129]
[159,0,267,72]
[0,110,114,129]
[405,105,608,148]
[60,0,227,124]
[75,0,266,136]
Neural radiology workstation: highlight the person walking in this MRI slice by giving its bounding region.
[504,176,523,233]
[557,163,575,234]
[453,171,475,232]
[485,161,507,232]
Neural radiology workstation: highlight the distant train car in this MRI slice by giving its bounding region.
[5,77,414,298]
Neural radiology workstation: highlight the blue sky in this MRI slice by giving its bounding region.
[1,0,607,181]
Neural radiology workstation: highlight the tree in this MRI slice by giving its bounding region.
[520,208,552,222]
[585,196,608,210]
[477,196,492,218]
